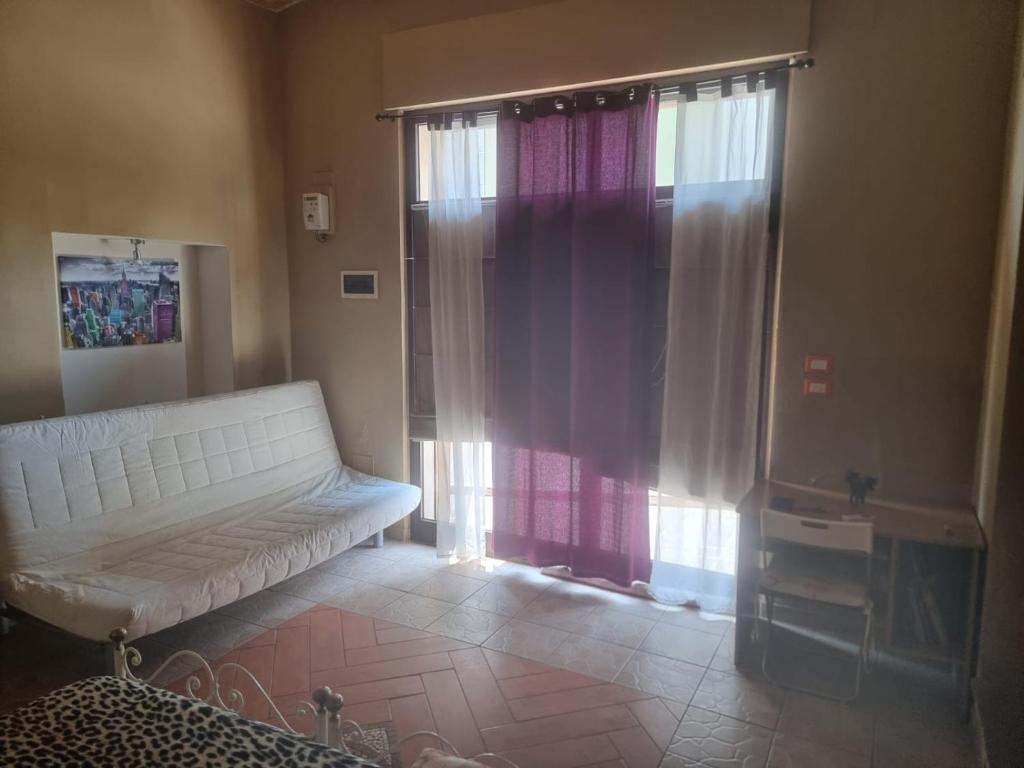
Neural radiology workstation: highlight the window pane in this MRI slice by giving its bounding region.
[415,113,498,201]
[655,97,677,187]
[416,440,493,530]
[676,89,773,184]
[421,441,436,521]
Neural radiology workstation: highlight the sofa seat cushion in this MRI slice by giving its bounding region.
[5,469,420,642]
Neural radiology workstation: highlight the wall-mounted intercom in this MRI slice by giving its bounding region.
[302,192,331,232]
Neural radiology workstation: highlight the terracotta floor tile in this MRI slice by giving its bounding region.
[390,693,438,767]
[2,542,981,768]
[498,733,621,768]
[343,635,470,666]
[331,674,424,705]
[209,650,240,697]
[422,669,486,757]
[451,647,516,729]
[310,651,453,687]
[309,608,345,672]
[498,669,605,700]
[230,643,276,721]
[270,691,317,734]
[482,647,554,679]
[271,625,310,696]
[340,610,376,650]
[338,698,391,727]
[278,610,313,628]
[607,725,662,768]
[239,629,278,649]
[480,703,638,752]
[626,697,679,751]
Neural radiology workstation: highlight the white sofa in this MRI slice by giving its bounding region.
[0,381,420,642]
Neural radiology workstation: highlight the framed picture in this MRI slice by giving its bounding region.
[57,256,181,349]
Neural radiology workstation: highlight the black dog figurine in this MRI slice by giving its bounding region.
[845,470,878,505]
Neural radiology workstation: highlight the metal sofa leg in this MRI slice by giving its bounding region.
[371,529,384,548]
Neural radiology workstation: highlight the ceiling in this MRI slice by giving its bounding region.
[245,0,306,12]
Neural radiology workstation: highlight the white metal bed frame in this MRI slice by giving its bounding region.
[107,627,523,768]
[107,628,383,762]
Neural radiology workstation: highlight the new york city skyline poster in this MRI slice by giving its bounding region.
[58,256,182,350]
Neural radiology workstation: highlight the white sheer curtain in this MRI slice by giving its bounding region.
[651,80,775,610]
[428,115,487,558]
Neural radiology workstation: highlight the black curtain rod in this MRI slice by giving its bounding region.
[374,56,814,122]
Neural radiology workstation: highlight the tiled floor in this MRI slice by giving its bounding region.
[0,541,976,768]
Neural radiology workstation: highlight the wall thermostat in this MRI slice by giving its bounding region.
[341,271,378,299]
[302,192,331,232]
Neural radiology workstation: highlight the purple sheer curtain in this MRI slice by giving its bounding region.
[492,86,658,586]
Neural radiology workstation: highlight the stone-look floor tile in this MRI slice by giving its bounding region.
[709,629,737,672]
[425,605,510,644]
[383,544,453,570]
[371,593,453,630]
[580,590,682,622]
[542,576,621,605]
[872,710,976,768]
[766,733,869,768]
[315,552,391,579]
[482,619,569,663]
[492,562,559,587]
[269,569,357,602]
[659,608,733,637]
[462,579,547,617]
[641,623,723,667]
[215,590,317,629]
[776,692,873,758]
[322,581,405,614]
[359,562,435,591]
[614,651,706,704]
[658,754,692,767]
[411,572,486,604]
[545,634,635,682]
[691,669,785,729]
[516,592,597,633]
[668,705,773,768]
[148,612,264,660]
[574,608,657,649]
[319,551,435,590]
[441,557,513,581]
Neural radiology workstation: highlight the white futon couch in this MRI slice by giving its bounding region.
[0,381,420,642]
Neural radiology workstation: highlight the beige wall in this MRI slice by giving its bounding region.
[281,0,553,483]
[771,0,1017,505]
[0,0,291,425]
[382,0,811,110]
[974,4,1024,533]
[283,0,1016,507]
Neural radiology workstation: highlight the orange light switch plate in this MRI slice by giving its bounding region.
[804,354,834,374]
[803,378,832,396]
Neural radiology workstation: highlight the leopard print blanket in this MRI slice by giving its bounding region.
[0,676,381,767]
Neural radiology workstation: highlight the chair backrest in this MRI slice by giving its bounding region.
[761,508,873,555]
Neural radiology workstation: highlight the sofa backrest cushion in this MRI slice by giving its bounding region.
[0,381,342,570]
